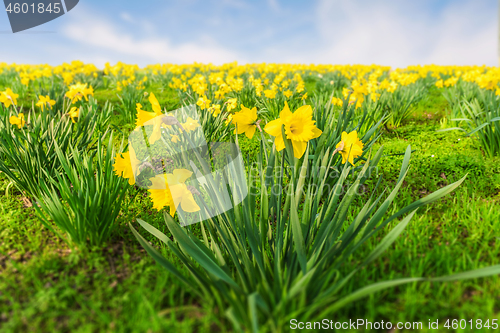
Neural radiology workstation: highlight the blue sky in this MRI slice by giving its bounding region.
[0,0,496,67]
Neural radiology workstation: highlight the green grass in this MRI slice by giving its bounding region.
[0,174,227,332]
[1,82,500,332]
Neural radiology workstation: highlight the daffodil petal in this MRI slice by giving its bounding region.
[245,125,256,139]
[264,118,283,137]
[181,194,201,213]
[292,140,308,159]
[275,135,285,151]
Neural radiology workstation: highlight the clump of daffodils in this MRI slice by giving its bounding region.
[113,93,201,217]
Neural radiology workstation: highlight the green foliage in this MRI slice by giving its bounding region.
[116,85,145,125]
[442,80,479,109]
[34,135,129,247]
[380,81,428,128]
[439,92,500,157]
[308,91,383,196]
[129,128,498,331]
[0,104,100,198]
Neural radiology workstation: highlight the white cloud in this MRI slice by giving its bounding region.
[120,12,134,24]
[267,0,281,12]
[313,0,496,67]
[61,9,242,67]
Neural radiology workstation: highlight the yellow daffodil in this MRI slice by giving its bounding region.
[264,89,277,99]
[138,95,170,144]
[181,117,200,132]
[1,88,19,108]
[113,146,140,185]
[264,101,322,159]
[171,134,180,143]
[226,98,237,112]
[136,93,167,144]
[68,107,79,123]
[149,92,163,114]
[148,174,173,211]
[136,103,157,127]
[148,169,200,216]
[331,97,343,106]
[36,95,56,110]
[148,118,164,145]
[444,77,458,87]
[370,92,380,102]
[0,94,8,107]
[208,104,221,117]
[335,130,364,165]
[9,113,25,129]
[65,83,94,103]
[387,81,398,93]
[196,96,211,110]
[232,104,258,139]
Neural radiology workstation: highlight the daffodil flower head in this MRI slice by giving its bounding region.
[65,83,94,103]
[136,103,157,127]
[331,97,343,107]
[264,101,322,159]
[9,113,25,129]
[226,98,238,112]
[181,117,200,132]
[147,169,200,216]
[68,107,79,123]
[1,88,19,108]
[36,95,56,110]
[232,104,258,139]
[196,96,211,110]
[335,130,364,165]
[148,92,163,115]
[113,146,141,185]
[208,104,221,117]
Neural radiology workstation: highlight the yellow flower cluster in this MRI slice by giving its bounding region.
[0,88,18,108]
[9,113,25,129]
[1,62,498,116]
[105,62,147,91]
[113,94,202,216]
[36,95,56,110]
[65,83,94,103]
